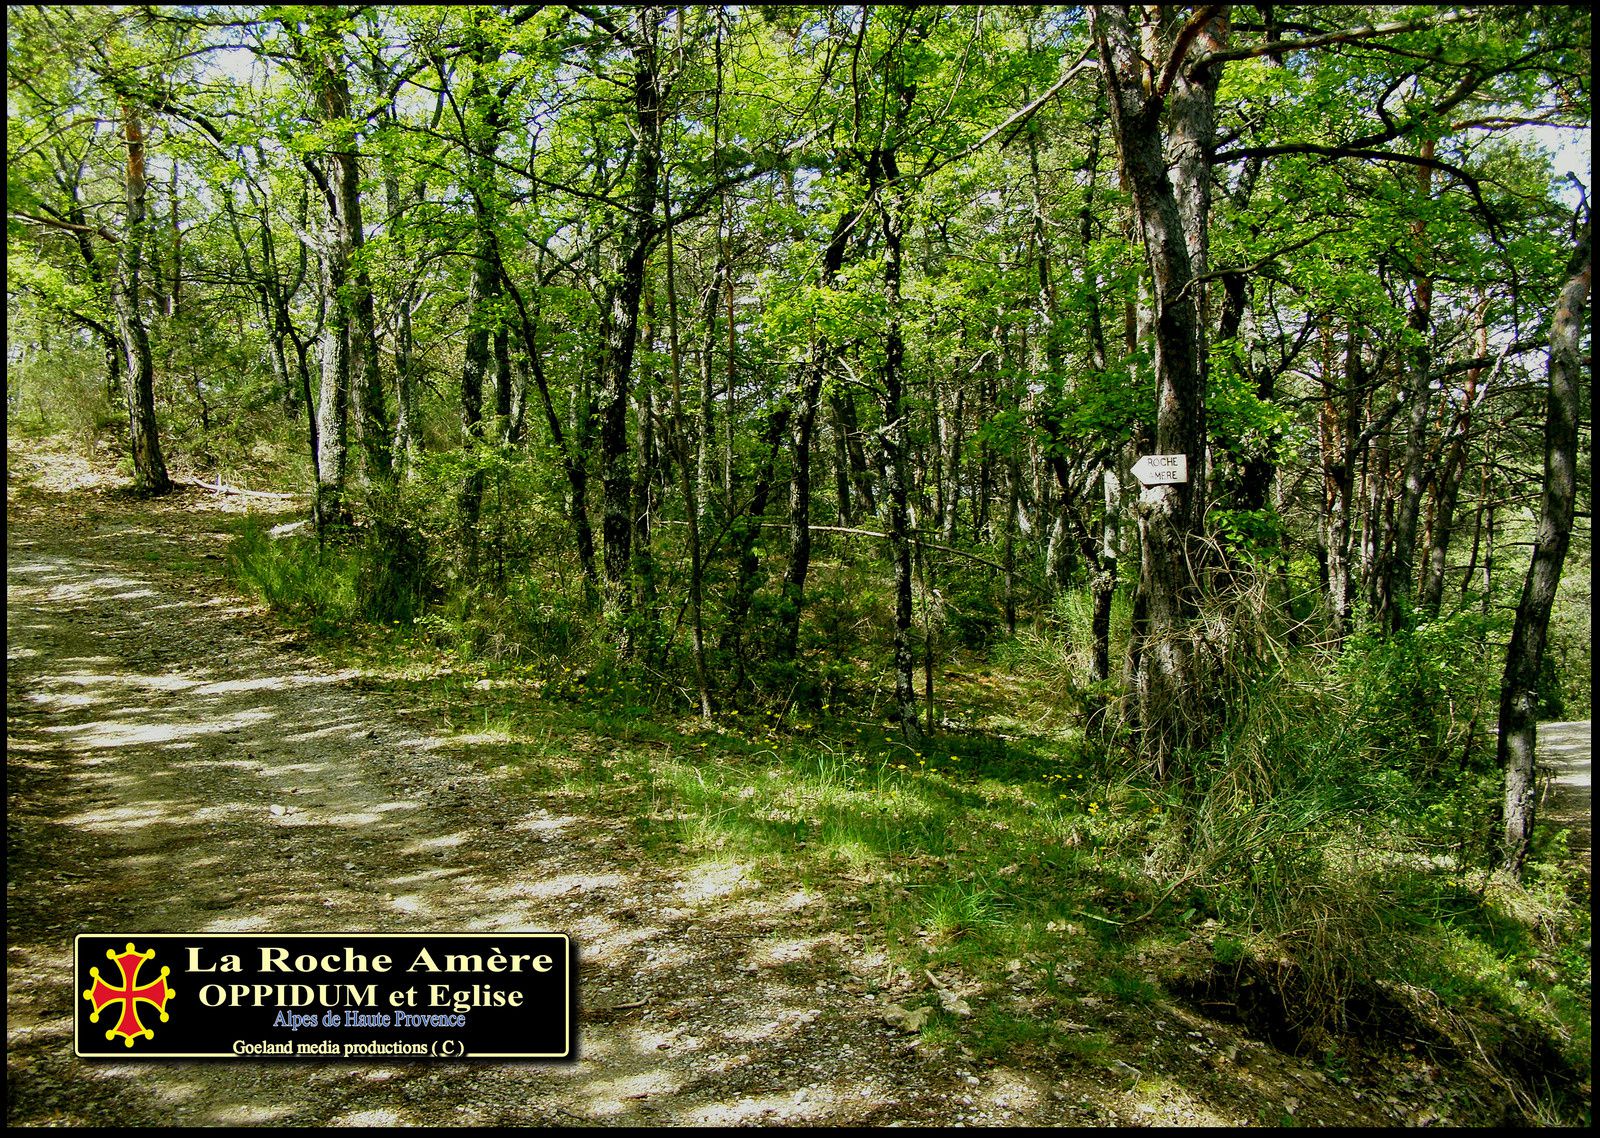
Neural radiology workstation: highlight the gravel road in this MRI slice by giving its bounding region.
[1537,719,1591,858]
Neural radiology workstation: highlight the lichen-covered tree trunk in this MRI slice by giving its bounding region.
[880,187,921,743]
[288,12,376,528]
[632,292,659,638]
[1498,221,1589,878]
[312,208,351,528]
[1318,323,1364,641]
[1093,5,1225,776]
[317,64,390,492]
[384,143,422,480]
[662,197,712,718]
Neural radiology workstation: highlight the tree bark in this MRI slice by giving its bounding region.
[1497,221,1589,878]
[597,10,665,638]
[324,42,389,489]
[311,170,352,530]
[633,287,659,639]
[287,12,379,528]
[456,16,511,572]
[663,193,712,718]
[1318,322,1365,640]
[882,189,920,742]
[779,207,859,663]
[383,126,423,480]
[1419,294,1489,616]
[1093,5,1225,775]
[457,191,496,573]
[111,102,172,496]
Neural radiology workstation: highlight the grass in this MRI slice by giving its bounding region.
[220,517,1591,1126]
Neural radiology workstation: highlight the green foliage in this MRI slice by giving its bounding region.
[5,324,121,454]
[228,518,360,636]
[792,560,891,701]
[918,881,1004,945]
[357,507,433,627]
[1338,608,1505,780]
[1209,508,1283,562]
[1095,967,1160,1006]
[942,582,1004,652]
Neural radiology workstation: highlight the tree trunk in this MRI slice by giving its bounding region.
[779,207,859,662]
[1090,465,1121,683]
[829,391,855,527]
[942,386,965,545]
[633,288,659,642]
[1319,322,1362,639]
[457,199,497,572]
[833,389,875,519]
[720,404,791,687]
[329,70,389,488]
[696,261,725,521]
[1377,143,1436,631]
[663,194,712,718]
[1419,294,1489,616]
[1497,221,1589,878]
[597,11,664,637]
[310,173,352,529]
[384,143,422,479]
[1094,5,1225,775]
[456,19,511,571]
[112,102,172,496]
[1002,451,1020,636]
[1360,419,1393,619]
[1460,438,1495,608]
[878,156,920,742]
[288,13,376,528]
[502,266,600,603]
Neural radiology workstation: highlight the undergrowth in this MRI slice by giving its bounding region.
[226,505,1591,1126]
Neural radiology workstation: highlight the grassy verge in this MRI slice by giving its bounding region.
[226,516,1591,1125]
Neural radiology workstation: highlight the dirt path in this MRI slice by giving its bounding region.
[0,448,1516,1127]
[1537,720,1591,861]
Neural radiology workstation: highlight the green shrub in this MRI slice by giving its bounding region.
[943,583,1003,651]
[1338,607,1504,778]
[228,517,359,634]
[7,335,122,455]
[357,511,434,627]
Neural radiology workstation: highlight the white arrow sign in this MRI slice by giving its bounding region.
[1130,453,1188,486]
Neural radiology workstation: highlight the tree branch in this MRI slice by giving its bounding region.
[1211,143,1501,235]
[1196,9,1479,67]
[1154,5,1225,99]
[919,52,1099,179]
[9,210,118,244]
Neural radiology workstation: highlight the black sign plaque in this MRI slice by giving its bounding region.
[74,933,573,1059]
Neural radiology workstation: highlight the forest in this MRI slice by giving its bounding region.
[6,4,1591,1124]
